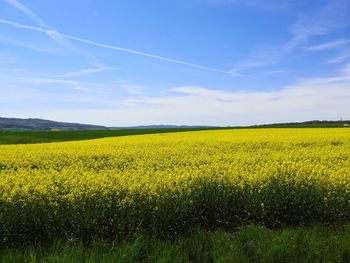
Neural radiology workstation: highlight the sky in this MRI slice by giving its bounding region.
[0,0,349,126]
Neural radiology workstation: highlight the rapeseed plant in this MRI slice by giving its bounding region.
[0,128,349,245]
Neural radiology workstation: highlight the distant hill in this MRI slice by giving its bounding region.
[250,120,350,128]
[1,117,349,131]
[0,117,107,131]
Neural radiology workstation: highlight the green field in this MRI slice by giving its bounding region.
[0,128,221,145]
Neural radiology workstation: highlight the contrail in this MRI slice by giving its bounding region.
[0,18,230,74]
[4,0,69,47]
[0,18,43,32]
[63,35,230,74]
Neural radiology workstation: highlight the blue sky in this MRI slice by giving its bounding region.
[0,0,349,126]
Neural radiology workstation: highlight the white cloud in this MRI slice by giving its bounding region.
[4,64,349,126]
[307,39,350,51]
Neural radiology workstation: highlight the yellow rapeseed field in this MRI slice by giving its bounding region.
[0,128,349,244]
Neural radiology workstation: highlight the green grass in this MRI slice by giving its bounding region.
[1,225,350,263]
[0,128,222,145]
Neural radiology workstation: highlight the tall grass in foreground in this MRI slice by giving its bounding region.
[1,225,350,263]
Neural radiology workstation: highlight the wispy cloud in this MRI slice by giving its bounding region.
[229,44,293,75]
[1,75,100,92]
[307,39,350,51]
[0,17,230,74]
[0,69,140,97]
[289,0,350,41]
[8,77,89,91]
[328,52,350,64]
[57,64,113,78]
[258,70,291,77]
[229,0,350,75]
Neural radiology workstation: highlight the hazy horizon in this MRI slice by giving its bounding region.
[1,0,350,126]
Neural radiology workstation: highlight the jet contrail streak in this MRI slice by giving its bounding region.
[0,18,229,74]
